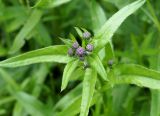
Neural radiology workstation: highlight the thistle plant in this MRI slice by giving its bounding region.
[1,0,160,116]
[67,31,94,67]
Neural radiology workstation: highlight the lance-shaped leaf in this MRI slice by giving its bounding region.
[34,0,72,8]
[54,84,82,111]
[61,59,79,91]
[74,27,83,38]
[114,75,160,89]
[110,64,160,89]
[150,90,160,116]
[93,0,145,51]
[150,53,160,116]
[0,69,48,116]
[88,54,108,81]
[9,9,42,54]
[10,91,48,116]
[56,92,99,116]
[0,45,72,68]
[90,0,106,32]
[80,68,97,116]
[118,64,160,80]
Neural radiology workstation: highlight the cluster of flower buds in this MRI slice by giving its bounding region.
[67,31,93,68]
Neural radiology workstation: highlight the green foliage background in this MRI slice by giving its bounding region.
[0,0,160,116]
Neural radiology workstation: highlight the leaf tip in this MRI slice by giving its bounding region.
[60,87,65,92]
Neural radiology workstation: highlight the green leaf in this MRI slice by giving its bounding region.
[61,59,79,91]
[0,109,5,115]
[34,23,52,46]
[34,0,72,8]
[150,53,160,116]
[0,45,72,68]
[0,46,7,57]
[74,27,83,38]
[90,0,106,32]
[104,0,135,8]
[9,9,42,54]
[140,103,150,116]
[59,37,72,46]
[0,68,19,90]
[70,68,84,81]
[13,103,24,116]
[88,54,108,81]
[118,64,160,80]
[110,64,160,89]
[0,68,48,116]
[80,68,97,116]
[93,0,145,51]
[150,90,160,116]
[114,75,160,89]
[10,91,48,116]
[0,96,14,106]
[56,92,99,116]
[54,84,82,111]
[56,95,82,116]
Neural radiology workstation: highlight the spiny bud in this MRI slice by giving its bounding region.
[82,32,91,39]
[68,48,74,56]
[76,47,85,56]
[72,41,79,49]
[86,44,94,52]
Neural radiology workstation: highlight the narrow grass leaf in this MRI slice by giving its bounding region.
[9,9,42,54]
[94,0,145,51]
[150,90,160,116]
[88,54,108,81]
[118,64,160,80]
[90,0,106,32]
[34,0,72,8]
[13,103,24,116]
[0,68,19,90]
[80,68,97,116]
[0,68,48,116]
[0,96,14,106]
[110,64,160,89]
[0,45,72,68]
[114,75,160,89]
[10,91,47,116]
[61,59,79,91]
[34,23,52,46]
[150,53,160,116]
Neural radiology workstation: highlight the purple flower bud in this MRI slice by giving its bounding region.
[76,47,85,56]
[86,44,94,52]
[72,41,79,49]
[82,32,91,39]
[68,48,74,56]
[108,59,114,66]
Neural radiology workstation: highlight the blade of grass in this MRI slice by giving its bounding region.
[9,9,42,54]
[34,0,72,8]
